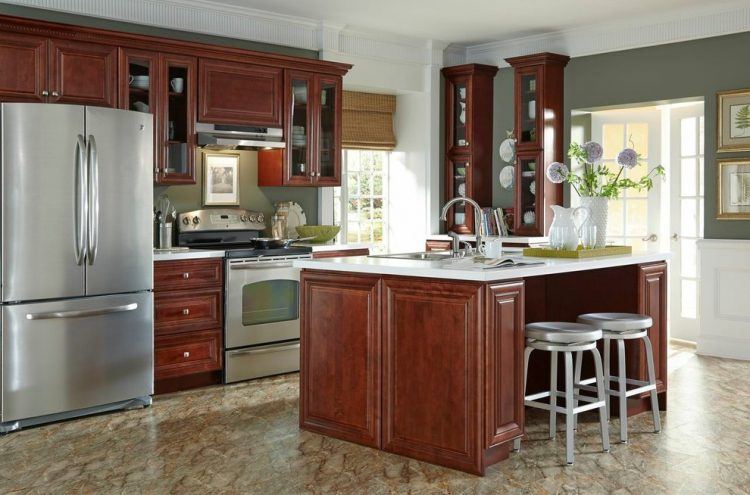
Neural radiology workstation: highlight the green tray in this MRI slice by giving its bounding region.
[522,245,633,258]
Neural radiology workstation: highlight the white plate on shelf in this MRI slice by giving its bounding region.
[529,180,536,195]
[284,202,307,239]
[499,137,516,163]
[499,165,514,190]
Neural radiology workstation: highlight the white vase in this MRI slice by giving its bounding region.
[580,196,608,248]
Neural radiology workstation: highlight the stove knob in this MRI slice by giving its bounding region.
[182,217,190,225]
[240,215,248,222]
[257,213,265,223]
[192,217,201,225]
[249,214,257,223]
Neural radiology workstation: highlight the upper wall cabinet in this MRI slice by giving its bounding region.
[198,59,282,126]
[0,33,117,107]
[158,53,197,185]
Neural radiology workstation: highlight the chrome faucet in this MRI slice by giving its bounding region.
[440,197,483,257]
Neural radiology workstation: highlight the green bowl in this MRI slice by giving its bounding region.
[296,225,341,243]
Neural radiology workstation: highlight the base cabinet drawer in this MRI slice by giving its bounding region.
[154,259,223,291]
[155,287,222,334]
[155,330,222,379]
[225,341,299,383]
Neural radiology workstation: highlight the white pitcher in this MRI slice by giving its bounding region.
[549,205,590,251]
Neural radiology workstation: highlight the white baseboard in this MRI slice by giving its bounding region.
[696,334,750,361]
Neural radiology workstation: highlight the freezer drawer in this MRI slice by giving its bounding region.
[1,292,153,422]
[224,341,299,383]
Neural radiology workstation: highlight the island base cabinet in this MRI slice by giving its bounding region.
[300,271,382,448]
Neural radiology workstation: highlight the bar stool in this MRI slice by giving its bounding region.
[512,322,610,465]
[576,312,661,444]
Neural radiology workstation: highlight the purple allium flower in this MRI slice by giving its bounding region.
[546,161,569,184]
[616,148,639,169]
[583,141,603,163]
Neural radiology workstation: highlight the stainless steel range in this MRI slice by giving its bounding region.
[177,209,311,383]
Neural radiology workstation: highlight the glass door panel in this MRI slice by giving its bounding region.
[514,150,542,234]
[242,280,299,326]
[446,156,471,232]
[453,80,469,149]
[159,54,196,184]
[518,68,539,147]
[120,50,159,179]
[317,76,341,185]
[289,75,311,180]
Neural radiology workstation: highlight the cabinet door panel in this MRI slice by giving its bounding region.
[636,262,668,394]
[155,287,223,335]
[315,75,342,186]
[155,329,222,379]
[300,271,381,448]
[158,53,196,184]
[444,155,473,234]
[382,277,484,474]
[154,259,223,292]
[284,70,315,185]
[0,31,46,102]
[49,39,117,107]
[198,59,282,126]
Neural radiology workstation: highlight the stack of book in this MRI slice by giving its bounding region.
[480,207,511,237]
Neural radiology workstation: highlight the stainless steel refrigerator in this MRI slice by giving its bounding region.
[0,103,154,433]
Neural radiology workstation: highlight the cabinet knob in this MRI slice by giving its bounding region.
[183,351,190,358]
[182,272,190,279]
[42,90,49,96]
[182,308,190,315]
[52,91,59,97]
[464,141,469,146]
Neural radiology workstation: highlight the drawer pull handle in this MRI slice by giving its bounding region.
[182,308,190,315]
[182,272,190,279]
[183,351,190,358]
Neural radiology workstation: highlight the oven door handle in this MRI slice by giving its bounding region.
[229,262,295,270]
[228,342,300,356]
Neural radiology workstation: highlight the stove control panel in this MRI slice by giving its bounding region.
[177,208,266,232]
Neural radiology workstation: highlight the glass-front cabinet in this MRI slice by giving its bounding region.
[513,150,544,235]
[445,156,473,234]
[316,75,342,186]
[119,49,159,177]
[446,76,471,154]
[157,54,196,185]
[285,71,314,185]
[516,66,541,149]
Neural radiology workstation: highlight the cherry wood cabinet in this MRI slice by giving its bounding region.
[442,64,497,234]
[636,262,668,397]
[154,258,223,393]
[198,58,282,126]
[258,71,343,187]
[505,53,569,236]
[48,39,117,107]
[300,271,382,448]
[311,247,369,259]
[0,31,47,102]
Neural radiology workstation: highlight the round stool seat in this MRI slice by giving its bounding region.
[525,322,602,343]
[577,312,652,332]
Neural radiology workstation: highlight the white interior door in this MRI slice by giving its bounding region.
[668,103,704,342]
[590,108,663,251]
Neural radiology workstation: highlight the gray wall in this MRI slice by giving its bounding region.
[2,4,320,229]
[492,30,750,239]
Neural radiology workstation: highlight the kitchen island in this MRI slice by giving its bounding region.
[294,252,668,475]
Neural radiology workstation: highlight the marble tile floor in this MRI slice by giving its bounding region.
[1,344,749,494]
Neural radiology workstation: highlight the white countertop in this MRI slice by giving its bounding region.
[427,234,548,244]
[153,249,225,261]
[293,251,669,282]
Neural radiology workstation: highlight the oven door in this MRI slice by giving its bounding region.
[225,257,304,348]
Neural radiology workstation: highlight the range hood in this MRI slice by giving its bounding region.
[196,123,285,150]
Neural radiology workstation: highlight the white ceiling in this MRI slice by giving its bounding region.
[208,0,750,45]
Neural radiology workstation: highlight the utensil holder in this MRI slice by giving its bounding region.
[159,222,173,249]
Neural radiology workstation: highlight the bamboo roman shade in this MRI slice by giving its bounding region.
[342,91,397,150]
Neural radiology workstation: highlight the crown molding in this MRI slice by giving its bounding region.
[1,0,437,65]
[463,1,750,66]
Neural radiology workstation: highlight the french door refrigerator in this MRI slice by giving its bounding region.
[1,103,154,433]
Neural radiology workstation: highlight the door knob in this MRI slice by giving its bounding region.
[672,233,680,240]
[641,234,658,242]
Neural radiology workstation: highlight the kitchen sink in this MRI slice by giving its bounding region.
[368,251,457,261]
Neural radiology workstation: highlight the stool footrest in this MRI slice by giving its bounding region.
[525,398,606,415]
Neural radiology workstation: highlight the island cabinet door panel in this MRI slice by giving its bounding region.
[198,59,282,126]
[485,280,525,447]
[636,262,668,394]
[300,271,381,448]
[382,277,485,475]
[0,31,47,102]
[48,39,117,107]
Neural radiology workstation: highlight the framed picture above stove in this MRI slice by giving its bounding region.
[203,152,240,206]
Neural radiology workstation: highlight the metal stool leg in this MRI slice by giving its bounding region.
[549,351,558,439]
[513,346,534,453]
[603,337,611,419]
[590,347,610,453]
[573,350,582,430]
[564,351,575,465]
[616,338,628,443]
[642,335,662,433]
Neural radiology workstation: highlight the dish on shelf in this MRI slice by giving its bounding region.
[499,137,516,163]
[523,210,536,225]
[499,165,515,190]
[457,183,466,196]
[529,180,536,195]
[528,162,536,171]
[521,171,535,178]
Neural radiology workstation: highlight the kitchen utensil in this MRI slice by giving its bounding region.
[295,225,341,244]
[549,205,590,251]
[271,214,287,239]
[499,165,515,190]
[129,75,149,90]
[170,78,184,93]
[159,221,173,249]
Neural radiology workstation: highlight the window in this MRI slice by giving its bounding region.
[332,150,389,253]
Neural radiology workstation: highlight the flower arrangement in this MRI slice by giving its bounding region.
[546,141,665,198]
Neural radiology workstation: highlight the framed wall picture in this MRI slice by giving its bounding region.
[718,88,750,152]
[717,159,750,219]
[203,152,240,206]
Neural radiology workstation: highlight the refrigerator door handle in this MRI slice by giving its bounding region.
[86,134,100,265]
[25,303,139,320]
[74,134,88,266]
